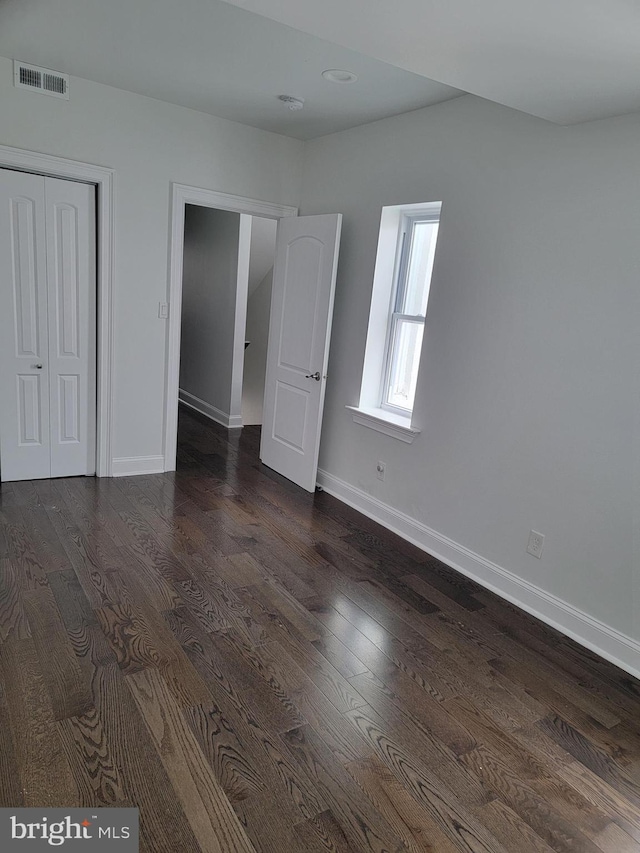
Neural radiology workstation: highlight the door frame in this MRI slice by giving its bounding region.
[163,183,297,471]
[0,144,115,477]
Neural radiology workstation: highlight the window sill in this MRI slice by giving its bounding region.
[346,406,420,444]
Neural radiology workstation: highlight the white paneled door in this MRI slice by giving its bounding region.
[45,177,96,478]
[0,169,96,482]
[0,171,50,481]
[260,214,342,492]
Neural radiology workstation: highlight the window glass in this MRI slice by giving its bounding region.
[400,221,439,316]
[385,319,424,411]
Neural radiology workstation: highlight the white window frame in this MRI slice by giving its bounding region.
[348,201,441,442]
[380,210,440,416]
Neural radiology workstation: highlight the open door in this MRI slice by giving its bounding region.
[260,214,342,491]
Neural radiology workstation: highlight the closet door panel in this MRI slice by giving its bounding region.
[0,170,51,481]
[45,177,96,477]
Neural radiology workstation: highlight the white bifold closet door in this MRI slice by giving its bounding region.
[0,169,96,482]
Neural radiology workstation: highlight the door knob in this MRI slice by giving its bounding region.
[305,371,321,381]
[32,364,43,369]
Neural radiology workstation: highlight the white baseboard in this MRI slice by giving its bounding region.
[111,455,165,477]
[179,389,243,429]
[316,468,640,682]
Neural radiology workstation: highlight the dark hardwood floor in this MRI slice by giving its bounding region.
[1,405,640,851]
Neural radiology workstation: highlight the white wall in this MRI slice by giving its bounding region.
[247,217,277,297]
[180,206,240,424]
[301,95,640,672]
[242,217,276,425]
[242,270,273,425]
[0,55,302,468]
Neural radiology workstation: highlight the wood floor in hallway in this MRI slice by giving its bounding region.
[1,406,640,852]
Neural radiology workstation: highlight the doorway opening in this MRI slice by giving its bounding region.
[163,184,297,472]
[177,205,277,436]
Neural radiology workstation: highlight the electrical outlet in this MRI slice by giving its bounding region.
[526,530,545,559]
[376,461,386,481]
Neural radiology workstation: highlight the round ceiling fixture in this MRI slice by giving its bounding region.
[322,69,358,84]
[278,94,305,111]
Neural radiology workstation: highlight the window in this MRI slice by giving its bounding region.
[348,202,441,442]
[382,213,440,414]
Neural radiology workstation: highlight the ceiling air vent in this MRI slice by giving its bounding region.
[14,60,69,99]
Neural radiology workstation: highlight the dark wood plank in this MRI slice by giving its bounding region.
[347,674,491,810]
[344,755,462,853]
[593,821,640,852]
[184,702,269,804]
[185,701,327,851]
[312,632,370,679]
[43,502,120,606]
[0,558,30,641]
[0,635,78,806]
[459,745,606,853]
[493,656,640,759]
[474,800,556,853]
[48,567,116,673]
[556,760,640,842]
[342,705,509,853]
[165,606,307,736]
[127,667,256,853]
[350,667,477,757]
[283,724,408,853]
[91,662,203,853]
[23,587,93,720]
[57,706,127,805]
[0,672,24,807]
[0,508,49,590]
[448,697,611,803]
[241,576,328,643]
[538,714,640,805]
[446,698,612,849]
[95,600,170,675]
[293,809,359,853]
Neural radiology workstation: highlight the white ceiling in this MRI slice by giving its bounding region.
[221,0,640,125]
[0,0,461,140]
